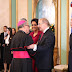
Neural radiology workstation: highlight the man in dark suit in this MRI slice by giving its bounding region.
[68,22,72,72]
[0,34,1,53]
[27,18,55,72]
[68,33,72,72]
[0,26,7,71]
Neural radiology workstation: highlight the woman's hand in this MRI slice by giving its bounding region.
[27,44,35,49]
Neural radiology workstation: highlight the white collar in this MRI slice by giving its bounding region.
[4,32,6,33]
[4,32,7,34]
[43,27,49,33]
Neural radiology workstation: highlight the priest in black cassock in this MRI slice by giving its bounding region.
[10,20,34,72]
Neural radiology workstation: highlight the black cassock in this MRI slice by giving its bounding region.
[10,30,34,72]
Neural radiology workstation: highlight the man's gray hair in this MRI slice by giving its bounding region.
[40,18,50,26]
[20,18,27,21]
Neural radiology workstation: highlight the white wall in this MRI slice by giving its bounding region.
[0,0,10,33]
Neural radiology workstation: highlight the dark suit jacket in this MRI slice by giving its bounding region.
[68,33,72,72]
[34,28,55,69]
[0,32,5,46]
[0,34,1,59]
[0,32,5,61]
[70,33,72,50]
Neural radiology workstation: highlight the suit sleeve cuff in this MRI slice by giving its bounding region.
[33,44,37,51]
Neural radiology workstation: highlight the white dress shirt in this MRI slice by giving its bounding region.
[5,35,10,44]
[4,32,7,37]
[33,27,49,51]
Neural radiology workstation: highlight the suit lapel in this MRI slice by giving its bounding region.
[3,33,4,38]
[38,28,50,45]
[2,32,4,38]
[38,34,46,45]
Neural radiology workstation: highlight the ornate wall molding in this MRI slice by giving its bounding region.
[52,0,57,6]
[66,0,69,64]
[9,0,12,27]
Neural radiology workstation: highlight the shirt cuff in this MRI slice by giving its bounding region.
[33,44,37,51]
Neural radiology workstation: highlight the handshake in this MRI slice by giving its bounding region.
[26,44,35,49]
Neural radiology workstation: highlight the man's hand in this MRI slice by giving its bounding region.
[4,37,7,40]
[11,51,13,54]
[27,44,35,49]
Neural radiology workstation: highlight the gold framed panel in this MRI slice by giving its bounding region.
[16,0,18,31]
[66,0,69,64]
[27,0,28,21]
[60,0,61,64]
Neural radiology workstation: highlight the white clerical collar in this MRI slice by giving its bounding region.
[43,27,49,33]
